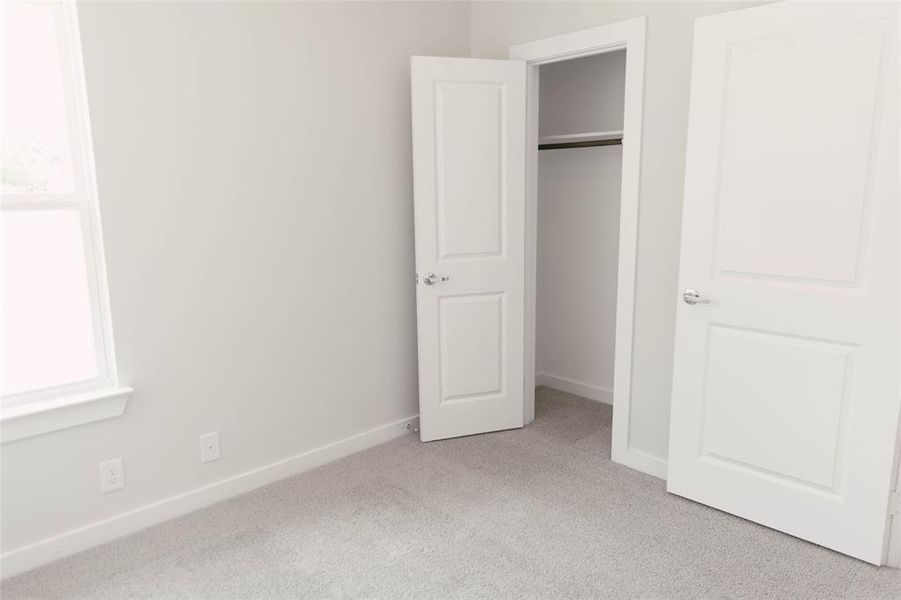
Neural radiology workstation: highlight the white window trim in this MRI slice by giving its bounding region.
[1,1,130,441]
[1,386,132,443]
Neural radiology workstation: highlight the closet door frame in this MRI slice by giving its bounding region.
[510,17,658,477]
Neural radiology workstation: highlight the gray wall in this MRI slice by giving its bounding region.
[1,0,767,561]
[537,147,622,399]
[539,51,626,136]
[536,52,625,400]
[1,1,470,554]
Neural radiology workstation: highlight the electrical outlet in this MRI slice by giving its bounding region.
[200,431,220,463]
[99,458,125,493]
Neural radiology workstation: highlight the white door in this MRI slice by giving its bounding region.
[411,56,526,442]
[668,2,898,564]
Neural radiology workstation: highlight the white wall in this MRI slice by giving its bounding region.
[539,50,626,136]
[1,0,770,572]
[471,1,760,461]
[537,146,622,402]
[536,52,624,403]
[0,0,469,563]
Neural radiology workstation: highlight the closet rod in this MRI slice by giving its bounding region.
[538,138,622,151]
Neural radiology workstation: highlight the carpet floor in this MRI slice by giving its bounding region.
[3,387,900,599]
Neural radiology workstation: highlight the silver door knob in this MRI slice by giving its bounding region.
[682,289,710,305]
[423,273,449,286]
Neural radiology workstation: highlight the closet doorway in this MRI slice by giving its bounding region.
[408,18,647,473]
[535,51,625,455]
[511,18,651,476]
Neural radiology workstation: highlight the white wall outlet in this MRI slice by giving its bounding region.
[200,431,220,463]
[99,458,125,494]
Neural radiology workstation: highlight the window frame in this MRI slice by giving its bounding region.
[1,0,121,409]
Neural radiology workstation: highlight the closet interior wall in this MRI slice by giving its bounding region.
[536,51,626,405]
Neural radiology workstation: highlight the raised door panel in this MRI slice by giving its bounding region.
[437,83,505,259]
[714,26,885,284]
[439,293,504,403]
[701,325,854,491]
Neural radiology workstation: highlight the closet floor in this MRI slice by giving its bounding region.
[4,387,899,599]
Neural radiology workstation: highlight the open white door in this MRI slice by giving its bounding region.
[411,56,526,442]
[668,2,899,564]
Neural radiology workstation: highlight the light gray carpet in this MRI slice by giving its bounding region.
[4,387,900,599]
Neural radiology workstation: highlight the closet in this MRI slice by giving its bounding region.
[535,50,626,407]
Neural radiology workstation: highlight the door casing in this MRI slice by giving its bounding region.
[509,17,659,478]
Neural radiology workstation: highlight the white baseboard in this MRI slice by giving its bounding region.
[612,445,668,480]
[1,414,418,579]
[889,512,900,568]
[536,373,613,405]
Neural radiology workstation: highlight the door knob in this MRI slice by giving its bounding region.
[682,289,710,305]
[423,273,449,286]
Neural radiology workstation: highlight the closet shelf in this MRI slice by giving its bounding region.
[539,130,622,144]
[538,130,623,151]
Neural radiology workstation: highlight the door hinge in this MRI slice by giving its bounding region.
[890,491,901,515]
[415,272,419,285]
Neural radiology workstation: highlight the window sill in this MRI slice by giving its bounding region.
[1,386,132,443]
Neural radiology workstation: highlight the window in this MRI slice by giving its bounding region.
[2,1,125,421]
